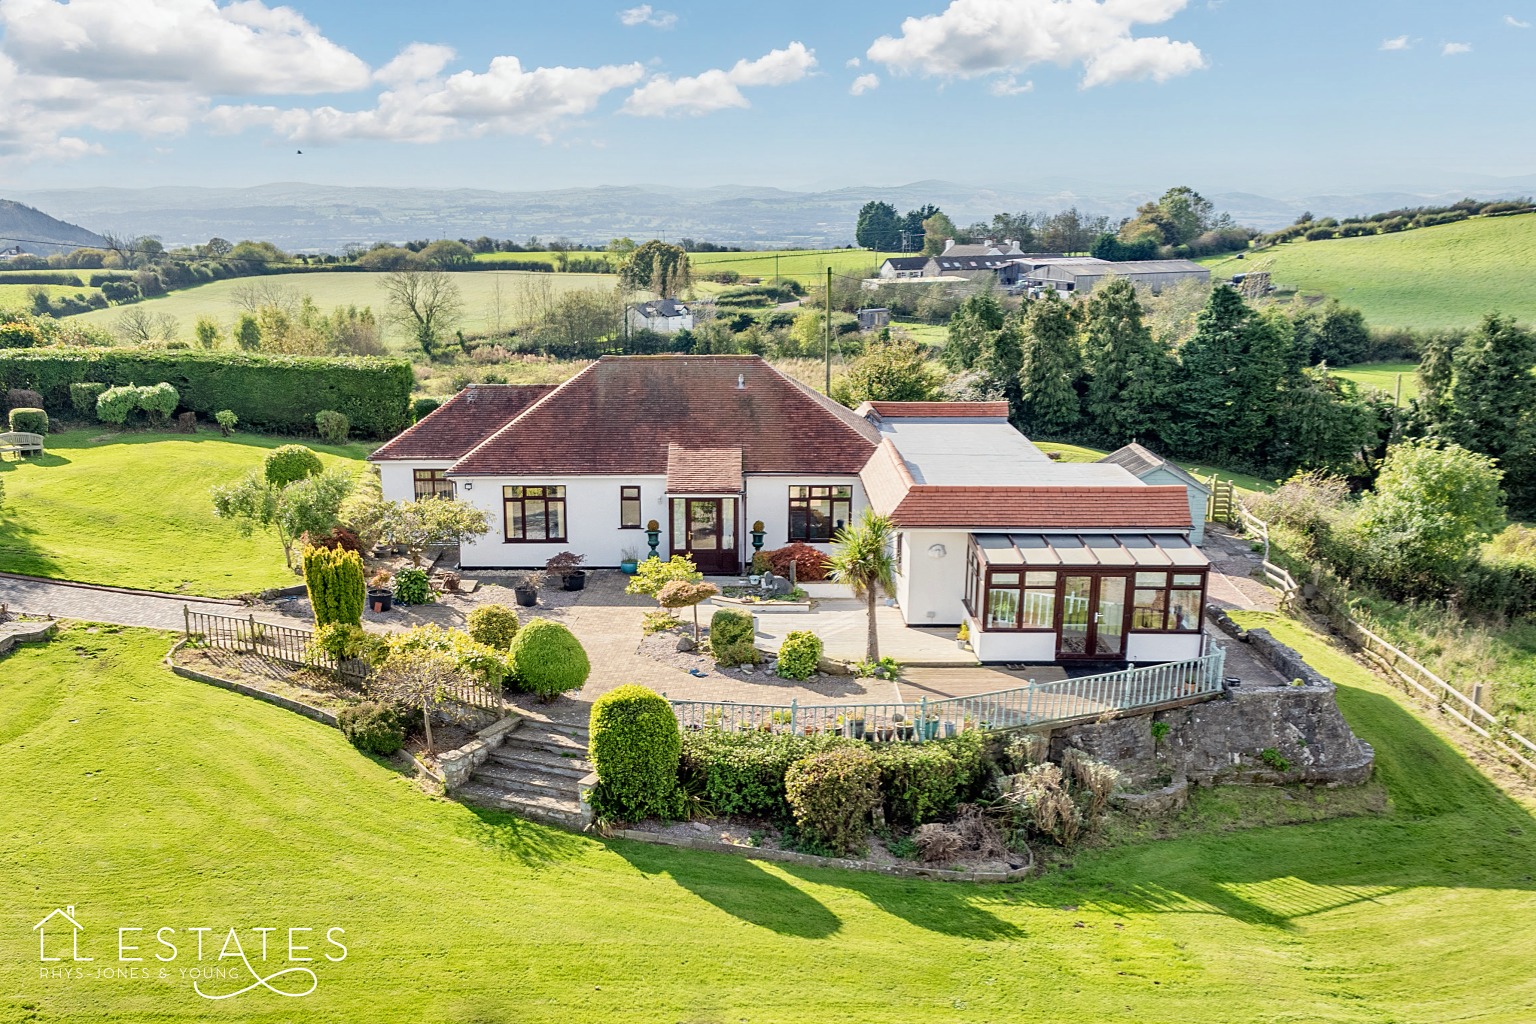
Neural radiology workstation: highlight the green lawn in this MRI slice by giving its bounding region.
[1,620,1532,1021]
[0,283,103,306]
[0,428,369,595]
[475,248,903,286]
[1033,441,1277,496]
[1330,361,1421,402]
[1200,213,1536,330]
[64,271,618,351]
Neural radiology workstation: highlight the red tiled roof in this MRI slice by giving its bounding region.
[857,401,1011,420]
[451,356,878,477]
[369,384,556,461]
[666,444,744,493]
[861,440,1190,529]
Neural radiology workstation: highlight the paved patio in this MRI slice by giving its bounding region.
[744,598,978,666]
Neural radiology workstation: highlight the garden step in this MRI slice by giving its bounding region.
[487,748,591,778]
[470,762,580,796]
[455,782,584,827]
[503,729,588,758]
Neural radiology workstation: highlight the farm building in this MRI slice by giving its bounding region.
[1096,443,1212,545]
[856,307,890,331]
[1021,257,1209,295]
[877,256,929,279]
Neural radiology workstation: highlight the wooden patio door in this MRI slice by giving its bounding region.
[1056,574,1130,660]
[670,498,739,575]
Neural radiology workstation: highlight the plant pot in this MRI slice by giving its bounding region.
[922,720,939,741]
[943,721,956,738]
[562,570,587,592]
[896,725,914,741]
[620,560,638,575]
[848,721,865,740]
[514,586,537,607]
[366,588,393,612]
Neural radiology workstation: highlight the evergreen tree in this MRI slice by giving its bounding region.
[943,290,1005,371]
[979,314,1026,425]
[1170,286,1287,467]
[1081,277,1170,445]
[855,201,901,251]
[1270,369,1378,476]
[1445,314,1536,512]
[1017,294,1082,437]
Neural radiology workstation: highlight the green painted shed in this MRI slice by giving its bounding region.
[1097,443,1212,545]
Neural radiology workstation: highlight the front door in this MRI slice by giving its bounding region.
[1056,574,1130,660]
[670,498,738,575]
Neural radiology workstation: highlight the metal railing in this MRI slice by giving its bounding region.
[670,648,1227,741]
[181,606,500,712]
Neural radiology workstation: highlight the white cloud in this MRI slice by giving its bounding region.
[989,74,1033,95]
[1443,41,1472,55]
[866,0,1206,89]
[1379,35,1411,51]
[0,0,371,93]
[619,4,676,29]
[622,42,816,116]
[1506,14,1531,27]
[375,43,457,87]
[850,72,879,95]
[846,56,861,68]
[216,57,646,143]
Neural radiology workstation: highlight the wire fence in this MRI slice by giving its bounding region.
[670,648,1228,741]
[180,606,500,712]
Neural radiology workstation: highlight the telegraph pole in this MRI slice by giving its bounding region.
[824,266,832,395]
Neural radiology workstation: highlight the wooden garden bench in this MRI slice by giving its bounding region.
[0,431,44,458]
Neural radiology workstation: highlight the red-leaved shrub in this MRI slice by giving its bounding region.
[763,542,829,582]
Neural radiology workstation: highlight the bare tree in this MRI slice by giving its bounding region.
[382,268,464,358]
[368,650,476,755]
[112,307,179,345]
[231,280,298,315]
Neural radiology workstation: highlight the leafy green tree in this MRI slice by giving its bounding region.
[212,467,354,567]
[1356,440,1505,595]
[824,510,897,662]
[234,313,261,351]
[1081,277,1170,444]
[855,201,901,250]
[193,315,220,350]
[944,290,1005,371]
[619,240,691,297]
[1270,369,1378,476]
[979,314,1026,425]
[1443,314,1536,513]
[920,212,957,255]
[419,239,473,269]
[1018,294,1082,437]
[832,335,938,406]
[1170,287,1289,467]
[901,204,939,251]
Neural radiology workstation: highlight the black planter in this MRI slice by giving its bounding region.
[562,570,587,592]
[514,586,537,607]
[366,588,393,612]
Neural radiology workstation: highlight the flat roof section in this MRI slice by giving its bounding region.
[877,419,1142,487]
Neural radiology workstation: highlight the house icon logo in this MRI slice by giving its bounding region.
[34,905,92,962]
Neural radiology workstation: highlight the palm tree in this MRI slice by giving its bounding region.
[824,509,897,663]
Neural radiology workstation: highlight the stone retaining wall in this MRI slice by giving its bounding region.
[437,716,522,791]
[0,619,56,655]
[1050,625,1374,791]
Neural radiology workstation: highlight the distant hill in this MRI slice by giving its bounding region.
[1200,211,1536,331]
[0,199,106,256]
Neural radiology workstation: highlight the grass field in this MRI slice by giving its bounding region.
[1330,361,1421,402]
[0,428,370,595]
[65,271,618,350]
[1,616,1532,1022]
[481,248,905,285]
[1034,441,1277,496]
[0,282,102,306]
[1200,212,1536,330]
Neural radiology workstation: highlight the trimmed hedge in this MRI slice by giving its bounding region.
[303,545,365,627]
[506,618,590,700]
[0,347,412,438]
[680,731,843,819]
[466,604,520,649]
[68,381,107,416]
[8,408,47,433]
[588,684,683,821]
[785,745,882,855]
[709,608,754,649]
[338,702,405,756]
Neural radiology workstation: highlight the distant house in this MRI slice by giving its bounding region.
[877,256,929,280]
[627,298,694,334]
[0,245,26,262]
[1097,443,1212,545]
[1021,257,1210,295]
[856,307,890,331]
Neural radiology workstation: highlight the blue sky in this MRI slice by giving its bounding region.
[0,0,1532,197]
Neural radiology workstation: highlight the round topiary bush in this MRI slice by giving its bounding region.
[588,684,682,821]
[776,630,822,680]
[784,745,882,855]
[467,603,520,649]
[264,444,324,488]
[337,701,405,756]
[95,385,139,425]
[506,617,590,701]
[709,608,754,650]
[8,408,48,434]
[315,409,350,444]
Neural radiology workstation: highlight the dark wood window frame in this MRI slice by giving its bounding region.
[787,484,852,543]
[413,468,453,500]
[502,485,567,543]
[619,485,642,529]
[1129,571,1207,634]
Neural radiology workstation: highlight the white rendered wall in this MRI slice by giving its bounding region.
[1125,632,1203,663]
[893,529,970,627]
[378,460,454,503]
[742,475,866,557]
[455,475,668,569]
[964,611,1056,663]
